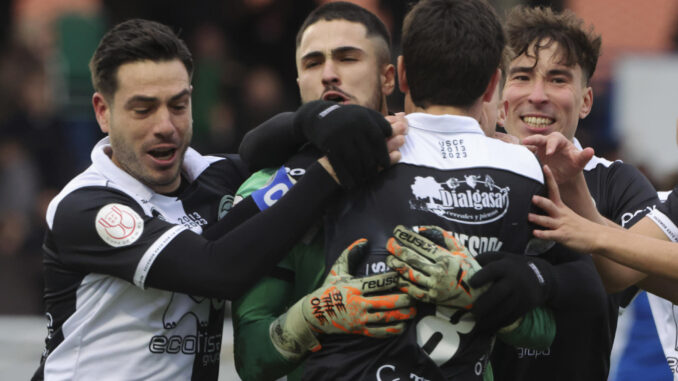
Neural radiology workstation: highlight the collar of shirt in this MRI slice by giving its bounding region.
[405,112,484,135]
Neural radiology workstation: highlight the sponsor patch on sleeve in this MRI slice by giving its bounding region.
[95,203,144,247]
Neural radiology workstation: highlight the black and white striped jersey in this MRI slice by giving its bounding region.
[491,139,660,381]
[34,137,248,381]
[304,113,550,381]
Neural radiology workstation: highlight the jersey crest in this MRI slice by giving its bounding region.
[95,203,144,247]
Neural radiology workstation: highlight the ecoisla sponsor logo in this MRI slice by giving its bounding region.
[149,294,225,365]
[409,174,509,224]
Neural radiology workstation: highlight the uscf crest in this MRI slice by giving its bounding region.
[95,203,144,247]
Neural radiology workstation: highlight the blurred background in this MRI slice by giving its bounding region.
[0,0,676,379]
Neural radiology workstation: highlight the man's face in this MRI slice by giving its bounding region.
[296,19,392,113]
[93,59,193,194]
[502,41,593,141]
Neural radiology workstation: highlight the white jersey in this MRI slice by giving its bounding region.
[647,189,678,379]
[35,137,247,381]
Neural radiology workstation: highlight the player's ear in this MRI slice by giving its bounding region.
[381,63,396,96]
[397,55,408,94]
[497,100,507,127]
[482,69,501,103]
[93,92,111,134]
[579,86,593,119]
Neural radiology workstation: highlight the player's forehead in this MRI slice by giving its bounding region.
[113,59,190,103]
[296,19,375,60]
[509,41,583,78]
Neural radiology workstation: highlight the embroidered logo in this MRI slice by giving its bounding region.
[409,174,509,224]
[218,195,234,220]
[95,203,144,247]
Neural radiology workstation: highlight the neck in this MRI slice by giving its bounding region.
[404,93,483,120]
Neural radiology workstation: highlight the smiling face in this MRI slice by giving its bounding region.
[296,19,393,113]
[502,41,593,141]
[92,59,193,194]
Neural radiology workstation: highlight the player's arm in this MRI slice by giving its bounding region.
[230,168,308,380]
[497,307,556,350]
[530,167,678,295]
[532,195,678,294]
[239,100,405,174]
[233,267,299,380]
[523,133,663,291]
[51,160,340,300]
[239,112,302,172]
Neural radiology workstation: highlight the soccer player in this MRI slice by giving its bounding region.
[300,1,605,379]
[526,127,678,379]
[32,18,396,381]
[231,4,415,380]
[488,6,662,380]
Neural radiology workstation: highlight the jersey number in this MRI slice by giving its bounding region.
[415,306,474,366]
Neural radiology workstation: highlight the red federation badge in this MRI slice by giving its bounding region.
[95,203,144,247]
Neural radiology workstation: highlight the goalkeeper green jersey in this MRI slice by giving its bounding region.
[232,168,325,381]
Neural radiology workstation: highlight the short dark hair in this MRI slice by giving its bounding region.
[89,19,193,99]
[295,1,392,66]
[402,0,505,108]
[505,6,601,85]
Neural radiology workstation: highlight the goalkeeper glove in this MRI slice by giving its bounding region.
[293,100,392,189]
[385,225,486,310]
[469,251,555,333]
[270,238,416,360]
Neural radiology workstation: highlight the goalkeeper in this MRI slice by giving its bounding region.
[232,3,577,381]
[300,1,606,380]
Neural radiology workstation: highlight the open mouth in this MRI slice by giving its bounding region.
[148,147,177,161]
[322,91,349,103]
[521,116,554,128]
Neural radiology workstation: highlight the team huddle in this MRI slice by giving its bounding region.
[31,0,678,380]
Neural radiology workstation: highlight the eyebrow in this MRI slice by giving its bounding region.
[300,46,365,62]
[508,66,534,76]
[508,66,574,79]
[547,69,573,79]
[124,88,191,108]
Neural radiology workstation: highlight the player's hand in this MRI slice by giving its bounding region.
[521,132,594,186]
[294,100,392,189]
[385,112,408,164]
[528,165,599,253]
[469,251,555,333]
[270,238,416,360]
[385,225,486,309]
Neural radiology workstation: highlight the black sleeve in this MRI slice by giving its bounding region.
[604,162,659,228]
[541,244,608,313]
[238,112,304,172]
[146,161,340,299]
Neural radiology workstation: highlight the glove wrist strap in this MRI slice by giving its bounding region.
[270,299,321,361]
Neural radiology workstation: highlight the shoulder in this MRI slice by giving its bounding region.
[236,168,279,199]
[401,128,543,184]
[47,167,142,228]
[49,185,146,244]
